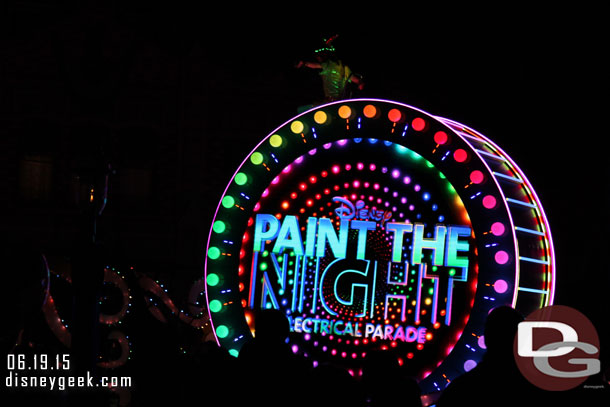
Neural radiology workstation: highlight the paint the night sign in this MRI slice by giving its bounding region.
[205,99,555,394]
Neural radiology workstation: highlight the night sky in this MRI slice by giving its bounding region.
[198,8,610,333]
[1,1,608,397]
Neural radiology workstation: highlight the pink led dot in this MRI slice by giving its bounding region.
[403,176,411,184]
[332,165,340,174]
[454,149,468,163]
[357,162,364,170]
[388,108,402,123]
[491,222,505,236]
[369,163,376,171]
[482,195,497,209]
[493,279,508,294]
[470,170,484,184]
[412,117,426,131]
[434,131,448,145]
[478,336,486,349]
[495,250,509,265]
[391,169,400,178]
[464,360,477,372]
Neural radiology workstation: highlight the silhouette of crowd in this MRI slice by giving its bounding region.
[2,238,608,407]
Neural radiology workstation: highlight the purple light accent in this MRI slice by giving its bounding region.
[414,184,421,192]
[392,169,400,178]
[491,222,505,236]
[493,279,508,293]
[495,251,509,265]
[308,149,317,155]
[464,360,477,372]
[295,156,304,164]
[401,197,407,204]
[403,176,411,184]
[271,176,280,185]
[337,139,348,146]
[323,143,332,149]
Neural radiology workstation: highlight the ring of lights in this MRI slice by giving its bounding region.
[205,99,555,394]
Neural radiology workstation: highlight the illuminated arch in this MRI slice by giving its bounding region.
[204,99,555,393]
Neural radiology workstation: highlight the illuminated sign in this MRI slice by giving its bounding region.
[205,99,555,394]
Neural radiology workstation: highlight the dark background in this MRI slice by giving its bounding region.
[0,0,608,401]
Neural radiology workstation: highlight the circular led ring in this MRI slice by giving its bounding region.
[205,99,555,393]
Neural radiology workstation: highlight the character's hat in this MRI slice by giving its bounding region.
[314,34,339,54]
